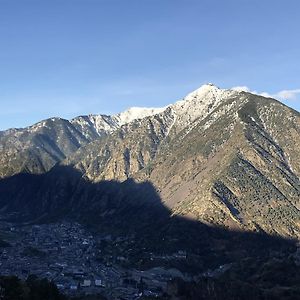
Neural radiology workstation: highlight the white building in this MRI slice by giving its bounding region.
[81,279,91,287]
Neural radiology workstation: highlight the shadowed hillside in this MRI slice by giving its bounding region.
[0,166,299,300]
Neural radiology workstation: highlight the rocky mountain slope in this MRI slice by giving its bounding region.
[0,84,299,242]
[0,84,300,299]
[59,84,300,239]
[0,107,163,178]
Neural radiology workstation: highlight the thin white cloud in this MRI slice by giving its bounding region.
[232,86,271,97]
[259,92,272,98]
[231,86,300,101]
[275,89,300,100]
[231,86,251,93]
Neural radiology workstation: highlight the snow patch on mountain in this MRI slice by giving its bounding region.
[113,106,167,126]
[71,107,167,139]
[71,115,120,137]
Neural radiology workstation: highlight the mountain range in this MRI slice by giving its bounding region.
[0,83,299,240]
[1,83,300,299]
[0,105,164,178]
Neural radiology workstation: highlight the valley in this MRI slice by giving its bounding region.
[0,220,174,299]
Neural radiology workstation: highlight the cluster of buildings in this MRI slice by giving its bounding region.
[0,220,187,299]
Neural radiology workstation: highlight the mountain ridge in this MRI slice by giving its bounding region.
[0,84,299,241]
[0,102,170,178]
[0,84,240,178]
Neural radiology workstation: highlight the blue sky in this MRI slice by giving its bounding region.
[0,0,300,130]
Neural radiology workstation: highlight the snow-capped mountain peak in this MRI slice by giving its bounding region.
[170,84,237,130]
[71,84,239,137]
[70,106,167,140]
[113,106,167,126]
[179,83,235,104]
